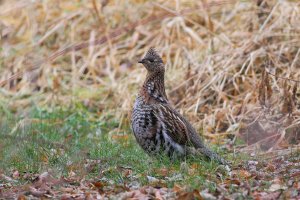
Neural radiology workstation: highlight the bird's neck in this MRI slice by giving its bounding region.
[141,71,168,103]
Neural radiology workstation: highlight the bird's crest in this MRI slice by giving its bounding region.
[143,47,163,63]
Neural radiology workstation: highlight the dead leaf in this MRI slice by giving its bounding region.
[231,170,252,179]
[268,183,287,192]
[154,168,169,177]
[29,186,47,197]
[111,134,129,141]
[17,195,27,200]
[200,190,216,200]
[12,171,20,179]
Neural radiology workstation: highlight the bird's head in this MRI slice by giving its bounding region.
[138,48,164,73]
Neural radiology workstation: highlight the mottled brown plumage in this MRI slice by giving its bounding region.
[131,48,227,165]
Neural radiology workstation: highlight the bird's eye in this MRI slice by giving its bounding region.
[148,58,154,63]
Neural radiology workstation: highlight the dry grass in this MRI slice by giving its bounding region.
[1,0,300,151]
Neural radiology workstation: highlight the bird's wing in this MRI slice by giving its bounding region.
[154,103,207,148]
[153,103,228,165]
[153,104,195,146]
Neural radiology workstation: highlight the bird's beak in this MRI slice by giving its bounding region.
[138,59,145,64]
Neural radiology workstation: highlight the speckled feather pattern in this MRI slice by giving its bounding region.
[131,48,227,165]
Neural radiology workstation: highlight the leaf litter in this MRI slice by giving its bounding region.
[0,0,300,199]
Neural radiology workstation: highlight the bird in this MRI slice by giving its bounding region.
[131,47,228,165]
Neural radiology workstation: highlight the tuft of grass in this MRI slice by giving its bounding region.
[0,106,233,191]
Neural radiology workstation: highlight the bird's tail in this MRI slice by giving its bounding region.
[187,146,229,166]
[198,147,229,166]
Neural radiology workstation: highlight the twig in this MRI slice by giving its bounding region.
[266,71,300,83]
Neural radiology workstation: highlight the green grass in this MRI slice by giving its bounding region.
[0,105,233,191]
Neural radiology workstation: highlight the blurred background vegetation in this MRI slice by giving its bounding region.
[0,0,300,197]
[1,0,299,132]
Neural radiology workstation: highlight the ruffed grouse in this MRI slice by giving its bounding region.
[131,48,227,165]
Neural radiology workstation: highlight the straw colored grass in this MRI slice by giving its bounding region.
[1,0,300,198]
[1,0,300,149]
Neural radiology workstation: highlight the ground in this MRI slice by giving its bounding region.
[1,0,300,199]
[0,107,299,199]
